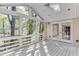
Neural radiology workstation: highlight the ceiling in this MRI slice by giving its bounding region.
[0,3,79,22]
[27,3,77,22]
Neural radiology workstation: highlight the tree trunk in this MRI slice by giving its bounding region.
[3,19,5,36]
[11,7,16,36]
[7,7,16,36]
[11,16,15,36]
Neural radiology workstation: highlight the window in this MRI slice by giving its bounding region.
[0,14,11,37]
[16,6,29,15]
[53,24,59,37]
[15,16,20,36]
[62,22,71,40]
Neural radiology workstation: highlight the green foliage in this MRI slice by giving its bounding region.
[26,19,33,35]
[0,15,5,25]
[0,14,6,33]
[15,16,20,25]
[39,22,44,33]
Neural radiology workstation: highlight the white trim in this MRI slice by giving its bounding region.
[52,20,73,44]
[0,7,27,18]
[0,7,43,22]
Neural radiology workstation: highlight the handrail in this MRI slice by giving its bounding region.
[0,35,31,40]
[0,33,42,55]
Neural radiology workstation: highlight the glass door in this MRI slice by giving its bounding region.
[52,24,60,40]
[52,21,72,43]
[61,22,72,43]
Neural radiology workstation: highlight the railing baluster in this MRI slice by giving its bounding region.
[0,34,42,55]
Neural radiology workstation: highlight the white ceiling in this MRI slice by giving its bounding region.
[27,3,77,21]
[0,3,79,22]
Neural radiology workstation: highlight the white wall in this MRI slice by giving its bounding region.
[46,22,52,40]
[73,18,79,46]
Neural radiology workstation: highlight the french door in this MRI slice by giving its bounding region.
[52,20,73,43]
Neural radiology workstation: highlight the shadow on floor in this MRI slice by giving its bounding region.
[2,40,78,56]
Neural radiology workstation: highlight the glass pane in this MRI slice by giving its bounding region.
[15,16,20,36]
[0,14,11,37]
[53,24,59,37]
[62,22,71,40]
[16,6,29,15]
[22,18,29,35]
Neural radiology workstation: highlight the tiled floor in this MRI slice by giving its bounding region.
[2,40,79,56]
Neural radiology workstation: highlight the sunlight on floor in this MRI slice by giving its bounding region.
[34,50,40,56]
[3,51,14,56]
[43,45,50,56]
[15,50,22,56]
[26,45,35,53]
[36,43,40,48]
[25,41,47,56]
[42,41,46,45]
[2,40,79,56]
[26,53,32,56]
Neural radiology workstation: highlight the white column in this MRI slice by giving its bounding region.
[19,17,23,47]
[43,22,47,40]
[59,23,62,40]
[37,20,40,41]
[35,19,38,42]
[28,8,32,18]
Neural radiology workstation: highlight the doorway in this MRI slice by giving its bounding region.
[52,20,73,43]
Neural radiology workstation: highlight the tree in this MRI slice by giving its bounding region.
[0,15,5,34]
[39,22,44,33]
[26,19,33,35]
[7,7,16,36]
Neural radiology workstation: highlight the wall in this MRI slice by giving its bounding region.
[46,22,52,40]
[45,18,79,46]
[73,18,79,46]
[42,22,47,40]
[46,20,73,42]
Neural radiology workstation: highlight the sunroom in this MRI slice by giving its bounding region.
[0,3,79,56]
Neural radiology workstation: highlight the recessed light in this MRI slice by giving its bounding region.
[67,8,71,11]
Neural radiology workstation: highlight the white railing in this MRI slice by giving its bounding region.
[0,33,42,55]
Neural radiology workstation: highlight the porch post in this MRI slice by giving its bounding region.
[43,22,47,40]
[59,23,62,40]
[19,17,23,47]
[35,19,40,42]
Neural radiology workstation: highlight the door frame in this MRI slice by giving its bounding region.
[52,20,73,44]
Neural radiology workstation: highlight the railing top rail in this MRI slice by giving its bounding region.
[0,35,31,40]
[0,33,42,40]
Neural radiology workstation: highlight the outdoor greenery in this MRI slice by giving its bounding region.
[26,19,33,35]
[0,6,44,37]
[0,6,45,53]
[0,14,5,33]
[39,22,44,33]
[0,14,11,37]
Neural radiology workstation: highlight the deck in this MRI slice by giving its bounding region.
[2,40,79,56]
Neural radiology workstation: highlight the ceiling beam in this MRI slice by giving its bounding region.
[0,7,28,18]
[0,7,43,21]
[0,3,45,20]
